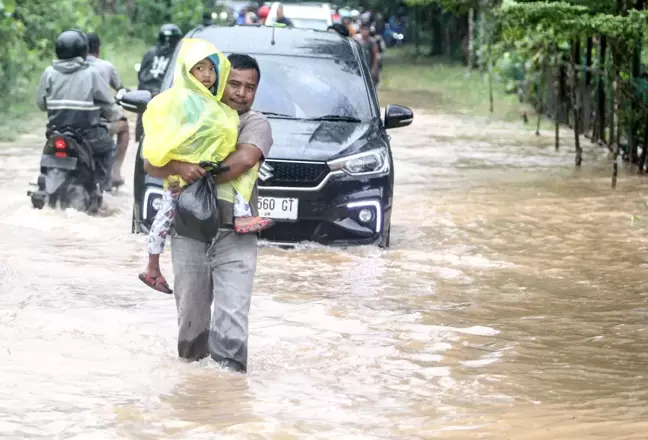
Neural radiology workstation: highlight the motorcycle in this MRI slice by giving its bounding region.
[27,127,103,214]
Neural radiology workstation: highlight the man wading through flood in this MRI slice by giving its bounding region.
[143,42,273,373]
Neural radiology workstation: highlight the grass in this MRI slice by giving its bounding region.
[101,38,150,89]
[0,66,49,141]
[378,46,534,123]
[0,38,149,141]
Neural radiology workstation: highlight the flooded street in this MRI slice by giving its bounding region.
[2,104,648,439]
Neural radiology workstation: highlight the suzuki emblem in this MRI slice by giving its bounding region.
[258,162,274,182]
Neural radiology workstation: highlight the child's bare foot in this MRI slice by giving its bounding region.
[234,216,275,235]
[138,255,172,294]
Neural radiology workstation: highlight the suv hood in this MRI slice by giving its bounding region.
[266,118,383,161]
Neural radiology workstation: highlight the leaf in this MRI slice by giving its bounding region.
[4,0,15,14]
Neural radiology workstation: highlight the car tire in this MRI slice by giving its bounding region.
[131,205,139,234]
[379,227,391,249]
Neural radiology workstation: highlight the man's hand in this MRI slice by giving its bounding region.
[173,162,206,183]
[115,88,129,102]
[144,159,205,183]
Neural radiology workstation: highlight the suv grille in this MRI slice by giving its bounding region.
[258,160,330,188]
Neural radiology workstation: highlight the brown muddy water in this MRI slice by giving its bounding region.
[1,103,648,439]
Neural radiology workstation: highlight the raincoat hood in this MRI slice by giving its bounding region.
[52,57,87,73]
[172,38,230,102]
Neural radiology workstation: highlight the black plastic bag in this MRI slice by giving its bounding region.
[174,173,220,242]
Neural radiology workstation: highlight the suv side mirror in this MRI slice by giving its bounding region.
[117,90,152,114]
[384,104,413,129]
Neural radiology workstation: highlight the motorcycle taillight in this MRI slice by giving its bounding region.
[54,137,67,157]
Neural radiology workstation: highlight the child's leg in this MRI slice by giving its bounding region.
[139,191,175,293]
[147,192,175,260]
[233,191,252,217]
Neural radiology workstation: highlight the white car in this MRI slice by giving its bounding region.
[265,2,332,30]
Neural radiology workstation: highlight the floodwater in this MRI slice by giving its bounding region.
[2,102,648,439]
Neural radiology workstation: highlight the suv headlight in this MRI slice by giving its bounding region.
[327,148,390,176]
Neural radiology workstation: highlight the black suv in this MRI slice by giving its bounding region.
[120,25,413,247]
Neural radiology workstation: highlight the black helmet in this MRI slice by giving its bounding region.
[158,23,182,46]
[55,29,88,60]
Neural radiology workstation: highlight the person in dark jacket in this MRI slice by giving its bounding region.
[327,23,350,37]
[35,29,116,192]
[135,23,182,141]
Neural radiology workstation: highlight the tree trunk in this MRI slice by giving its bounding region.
[640,111,648,174]
[126,0,135,21]
[444,14,452,57]
[611,50,620,188]
[572,39,582,167]
[429,7,444,56]
[467,8,474,76]
[537,45,549,136]
[554,43,560,151]
[597,35,607,144]
[414,7,421,56]
[478,4,486,77]
[488,42,494,113]
[585,37,593,86]
[630,0,645,164]
[583,37,593,134]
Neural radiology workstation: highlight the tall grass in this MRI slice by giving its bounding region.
[379,46,531,122]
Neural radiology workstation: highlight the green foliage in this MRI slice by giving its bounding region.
[512,0,617,14]
[1,0,93,106]
[497,1,648,42]
[405,0,502,13]
[0,0,204,129]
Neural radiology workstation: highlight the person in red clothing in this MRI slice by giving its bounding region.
[332,8,341,23]
[258,4,270,24]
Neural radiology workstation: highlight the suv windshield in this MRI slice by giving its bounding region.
[250,54,373,121]
[161,52,375,121]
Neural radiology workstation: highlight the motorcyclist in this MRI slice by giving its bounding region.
[135,23,182,141]
[35,29,116,193]
[200,12,214,28]
[85,31,130,189]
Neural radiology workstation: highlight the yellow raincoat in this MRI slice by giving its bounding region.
[141,38,258,203]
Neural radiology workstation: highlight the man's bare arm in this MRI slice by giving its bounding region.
[215,143,264,184]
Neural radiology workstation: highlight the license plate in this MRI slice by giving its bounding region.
[40,154,77,170]
[257,196,298,220]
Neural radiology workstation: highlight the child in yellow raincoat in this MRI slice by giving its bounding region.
[138,38,273,294]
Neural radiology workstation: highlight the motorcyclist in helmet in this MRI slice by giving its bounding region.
[135,24,182,141]
[35,29,116,193]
